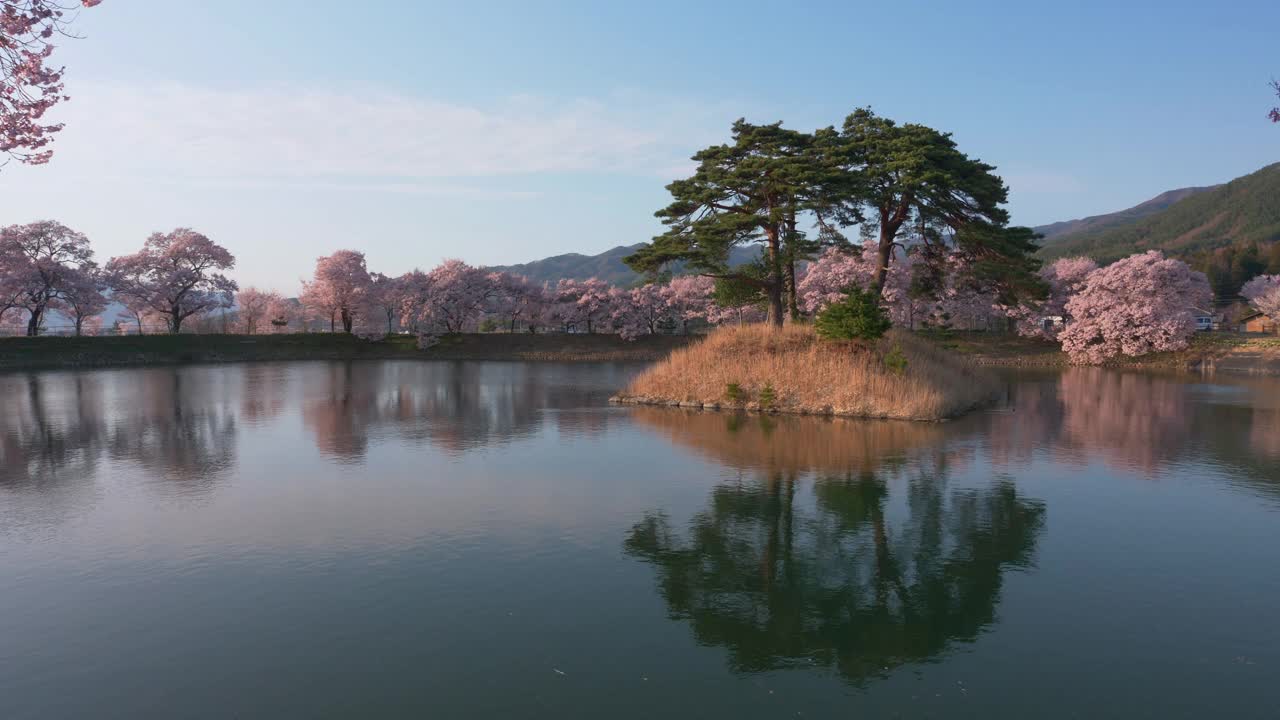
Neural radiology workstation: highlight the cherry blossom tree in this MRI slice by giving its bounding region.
[301,250,370,333]
[705,298,766,326]
[1,1,102,166]
[105,228,237,334]
[798,246,877,314]
[234,287,281,334]
[396,269,432,333]
[0,219,95,335]
[547,278,613,333]
[796,245,928,328]
[0,305,26,334]
[406,259,498,334]
[612,284,669,340]
[1059,251,1212,364]
[662,275,713,334]
[57,263,106,335]
[265,296,301,334]
[115,296,149,334]
[363,272,405,335]
[490,273,547,333]
[1008,256,1098,340]
[1242,274,1280,326]
[573,278,614,334]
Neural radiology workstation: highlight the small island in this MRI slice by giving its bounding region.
[611,324,998,422]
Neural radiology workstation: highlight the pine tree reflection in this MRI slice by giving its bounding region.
[624,408,1045,685]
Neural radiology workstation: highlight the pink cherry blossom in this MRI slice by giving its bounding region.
[105,228,237,334]
[1008,256,1098,340]
[1059,251,1212,364]
[235,287,283,335]
[611,283,668,340]
[0,219,96,335]
[402,259,498,334]
[1242,274,1280,325]
[662,275,714,333]
[0,1,101,166]
[56,262,106,335]
[546,278,613,334]
[489,272,548,333]
[300,250,370,333]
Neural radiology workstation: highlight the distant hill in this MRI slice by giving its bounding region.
[1033,186,1216,244]
[489,244,761,286]
[1038,162,1280,262]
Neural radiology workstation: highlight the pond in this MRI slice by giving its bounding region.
[1,361,1278,718]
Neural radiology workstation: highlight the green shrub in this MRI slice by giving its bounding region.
[759,382,776,409]
[884,344,908,375]
[725,382,745,403]
[814,289,892,341]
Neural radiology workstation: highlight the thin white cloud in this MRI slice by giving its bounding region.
[42,83,730,186]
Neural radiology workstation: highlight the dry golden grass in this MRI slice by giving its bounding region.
[629,406,951,473]
[615,324,998,421]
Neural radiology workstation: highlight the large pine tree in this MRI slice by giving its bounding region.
[628,110,1046,328]
[625,121,827,326]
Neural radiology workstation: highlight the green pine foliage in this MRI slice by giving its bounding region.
[814,289,892,341]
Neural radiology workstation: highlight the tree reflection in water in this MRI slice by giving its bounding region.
[106,367,238,484]
[625,408,1046,685]
[0,372,108,486]
[301,361,554,461]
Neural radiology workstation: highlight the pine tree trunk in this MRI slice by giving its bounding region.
[873,227,894,294]
[765,227,784,327]
[786,258,800,322]
[785,211,800,322]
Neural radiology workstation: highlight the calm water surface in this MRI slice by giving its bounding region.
[1,361,1278,718]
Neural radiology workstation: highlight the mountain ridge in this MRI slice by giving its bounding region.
[1032,186,1217,243]
[1037,162,1280,262]
[485,162,1280,285]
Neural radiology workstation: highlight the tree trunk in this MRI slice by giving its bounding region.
[764,227,784,327]
[785,258,800,322]
[341,308,353,333]
[74,317,83,336]
[26,307,41,337]
[785,210,801,322]
[873,225,894,294]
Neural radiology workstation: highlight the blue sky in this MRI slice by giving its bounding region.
[1,0,1276,291]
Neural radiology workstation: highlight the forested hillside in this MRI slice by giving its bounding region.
[1038,162,1280,296]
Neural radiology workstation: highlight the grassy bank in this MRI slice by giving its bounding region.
[925,330,1280,373]
[0,332,697,371]
[612,325,998,421]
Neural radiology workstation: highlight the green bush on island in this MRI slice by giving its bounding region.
[814,289,892,341]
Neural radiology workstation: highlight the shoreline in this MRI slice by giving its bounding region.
[3,330,1276,375]
[919,331,1280,375]
[608,394,988,422]
[0,333,698,372]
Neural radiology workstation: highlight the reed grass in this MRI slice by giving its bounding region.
[614,324,998,421]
